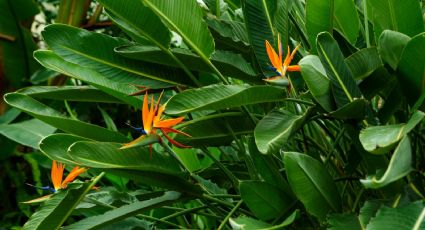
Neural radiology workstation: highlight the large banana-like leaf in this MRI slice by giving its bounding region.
[241,0,275,72]
[378,30,410,70]
[333,0,359,44]
[4,93,128,143]
[368,0,423,41]
[359,111,425,154]
[115,46,259,82]
[17,86,122,104]
[142,0,215,59]
[22,175,104,230]
[240,181,293,221]
[284,152,342,221]
[366,201,425,230]
[0,119,55,149]
[39,134,91,164]
[299,55,333,112]
[306,0,333,51]
[166,84,285,115]
[398,33,425,104]
[63,191,182,229]
[345,47,383,80]
[255,109,310,154]
[68,141,182,174]
[97,0,170,47]
[42,24,189,86]
[360,136,413,189]
[0,0,39,88]
[316,32,362,108]
[34,51,141,108]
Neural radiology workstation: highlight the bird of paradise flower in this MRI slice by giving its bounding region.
[24,161,87,203]
[264,34,301,85]
[122,91,191,150]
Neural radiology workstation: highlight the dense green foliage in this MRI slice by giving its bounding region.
[1,0,425,229]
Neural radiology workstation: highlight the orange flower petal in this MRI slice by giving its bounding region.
[161,131,191,148]
[154,116,185,128]
[142,92,149,131]
[161,127,192,137]
[265,40,281,71]
[51,160,64,191]
[287,65,301,72]
[61,166,87,189]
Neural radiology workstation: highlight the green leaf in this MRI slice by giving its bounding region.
[166,84,285,115]
[316,32,362,108]
[17,86,123,104]
[241,0,274,71]
[378,30,410,70]
[68,141,182,174]
[328,213,362,230]
[247,136,291,193]
[359,200,382,228]
[97,0,171,47]
[359,111,425,154]
[368,0,423,41]
[206,17,250,46]
[4,93,128,143]
[39,134,91,164]
[366,201,425,230]
[306,0,333,51]
[360,136,413,188]
[299,55,333,112]
[398,33,425,104]
[30,68,60,84]
[328,98,367,120]
[229,216,271,230]
[333,0,359,44]
[284,152,342,221]
[142,0,215,59]
[22,174,104,230]
[345,47,383,80]
[63,191,182,230]
[0,0,39,88]
[175,113,255,147]
[0,119,55,149]
[42,24,188,86]
[240,180,293,221]
[115,46,259,82]
[34,51,141,108]
[255,109,309,154]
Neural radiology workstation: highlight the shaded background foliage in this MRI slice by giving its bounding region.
[1,0,425,229]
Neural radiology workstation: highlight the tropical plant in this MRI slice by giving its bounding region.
[1,0,425,229]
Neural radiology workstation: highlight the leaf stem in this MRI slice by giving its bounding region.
[217,200,243,230]
[363,0,370,48]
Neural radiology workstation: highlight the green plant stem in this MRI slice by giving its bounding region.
[216,0,221,17]
[161,205,221,219]
[283,98,315,106]
[161,141,190,172]
[209,194,241,198]
[201,194,253,216]
[161,205,213,221]
[351,188,364,212]
[217,200,243,230]
[201,147,240,189]
[363,0,370,48]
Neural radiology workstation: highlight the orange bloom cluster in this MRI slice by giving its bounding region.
[122,92,190,149]
[265,34,301,82]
